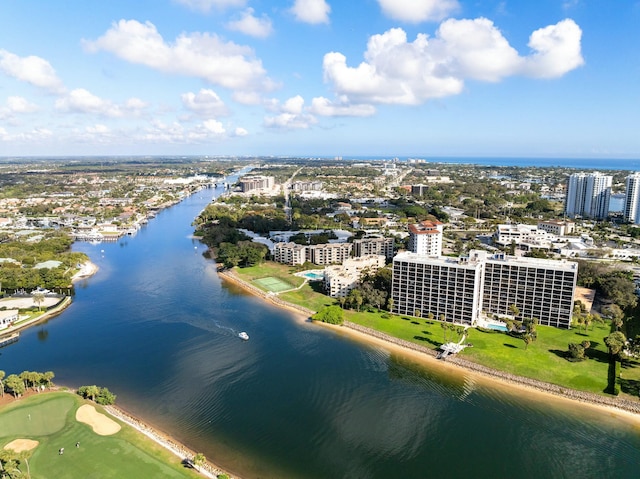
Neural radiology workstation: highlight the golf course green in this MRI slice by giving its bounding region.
[0,392,203,478]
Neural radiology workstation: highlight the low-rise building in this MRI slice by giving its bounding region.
[0,310,19,330]
[325,255,386,298]
[537,220,576,236]
[352,236,395,260]
[273,242,307,265]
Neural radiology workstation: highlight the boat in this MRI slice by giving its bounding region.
[238,331,249,341]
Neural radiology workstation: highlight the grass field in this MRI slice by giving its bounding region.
[0,392,201,479]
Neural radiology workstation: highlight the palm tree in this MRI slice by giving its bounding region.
[0,370,5,398]
[32,291,46,311]
[192,453,206,471]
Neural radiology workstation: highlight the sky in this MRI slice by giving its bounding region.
[0,0,638,159]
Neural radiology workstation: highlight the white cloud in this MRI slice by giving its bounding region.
[202,119,226,135]
[55,88,147,117]
[86,124,110,135]
[174,0,246,12]
[309,97,376,117]
[0,49,65,94]
[227,8,273,38]
[1,96,39,119]
[264,95,317,129]
[522,19,584,78]
[84,19,273,94]
[290,0,331,25]
[181,89,228,116]
[323,19,583,105]
[234,127,248,136]
[377,0,459,23]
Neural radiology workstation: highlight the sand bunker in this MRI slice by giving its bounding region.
[4,439,39,452]
[76,404,121,435]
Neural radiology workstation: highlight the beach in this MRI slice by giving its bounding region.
[218,268,640,426]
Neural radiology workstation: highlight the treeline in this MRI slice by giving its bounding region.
[77,385,116,405]
[0,232,88,291]
[576,260,638,311]
[340,268,393,312]
[0,370,55,398]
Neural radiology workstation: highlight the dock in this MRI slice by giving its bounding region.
[0,332,19,348]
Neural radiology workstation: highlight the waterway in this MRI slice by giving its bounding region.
[2,174,640,478]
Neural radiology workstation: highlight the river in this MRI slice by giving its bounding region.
[2,174,640,478]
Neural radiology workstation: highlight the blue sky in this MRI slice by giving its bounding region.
[0,0,638,158]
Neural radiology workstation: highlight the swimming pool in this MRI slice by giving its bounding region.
[486,323,509,332]
[303,271,325,281]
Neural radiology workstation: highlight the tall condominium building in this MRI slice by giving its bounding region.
[623,172,640,224]
[239,175,275,193]
[392,250,577,329]
[408,220,443,257]
[565,172,612,220]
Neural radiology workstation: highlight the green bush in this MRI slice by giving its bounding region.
[312,305,344,325]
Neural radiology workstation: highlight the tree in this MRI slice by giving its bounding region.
[4,374,25,398]
[96,387,116,405]
[192,453,206,471]
[40,371,54,389]
[312,305,344,325]
[346,289,363,312]
[0,370,4,398]
[605,331,627,360]
[32,291,45,311]
[78,385,100,402]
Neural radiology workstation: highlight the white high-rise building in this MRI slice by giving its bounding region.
[623,173,640,224]
[391,250,577,329]
[565,172,612,220]
[408,220,443,256]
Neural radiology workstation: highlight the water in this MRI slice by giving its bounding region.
[350,156,640,171]
[2,175,640,478]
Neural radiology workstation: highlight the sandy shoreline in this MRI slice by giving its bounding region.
[218,268,640,425]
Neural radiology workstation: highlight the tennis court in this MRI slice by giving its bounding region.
[253,277,295,293]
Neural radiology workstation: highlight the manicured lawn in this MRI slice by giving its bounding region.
[280,284,336,312]
[0,392,200,479]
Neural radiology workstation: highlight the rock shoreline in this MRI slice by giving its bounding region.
[105,404,235,479]
[219,267,640,416]
[344,321,640,415]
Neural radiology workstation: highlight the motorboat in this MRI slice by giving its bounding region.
[238,331,249,341]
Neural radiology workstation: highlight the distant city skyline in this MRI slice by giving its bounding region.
[1,1,638,158]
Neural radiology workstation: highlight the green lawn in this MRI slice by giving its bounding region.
[0,392,201,479]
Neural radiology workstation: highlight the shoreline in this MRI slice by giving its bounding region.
[104,403,237,479]
[219,267,640,422]
[0,261,100,339]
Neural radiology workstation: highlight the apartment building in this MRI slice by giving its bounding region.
[565,172,611,220]
[324,255,386,298]
[239,175,275,193]
[352,236,395,260]
[391,250,577,329]
[273,242,307,265]
[392,252,484,326]
[623,172,640,224]
[307,243,353,265]
[273,242,352,266]
[408,220,443,257]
